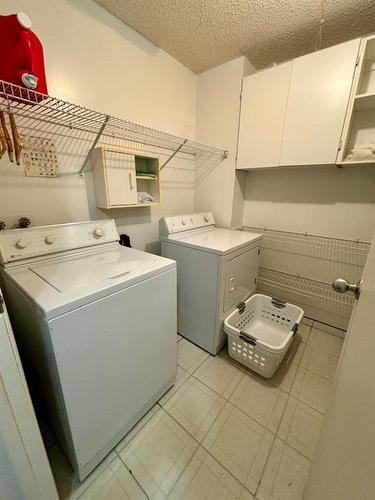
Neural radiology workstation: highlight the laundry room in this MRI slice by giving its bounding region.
[0,1,375,499]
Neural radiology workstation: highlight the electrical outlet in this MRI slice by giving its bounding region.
[0,214,33,230]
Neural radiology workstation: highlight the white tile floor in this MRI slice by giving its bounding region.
[46,318,344,500]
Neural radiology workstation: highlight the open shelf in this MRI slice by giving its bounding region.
[136,175,157,180]
[354,92,375,111]
[338,159,374,165]
[337,35,375,165]
[109,202,160,208]
[0,80,227,175]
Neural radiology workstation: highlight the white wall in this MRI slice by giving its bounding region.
[194,57,254,227]
[243,165,375,241]
[0,0,197,252]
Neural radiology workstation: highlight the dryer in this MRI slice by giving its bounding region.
[160,212,262,354]
[0,220,177,480]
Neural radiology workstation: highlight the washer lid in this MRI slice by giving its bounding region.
[163,228,262,255]
[5,246,175,319]
[29,249,154,292]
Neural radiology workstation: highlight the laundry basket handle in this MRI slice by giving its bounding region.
[239,331,257,346]
[271,297,286,309]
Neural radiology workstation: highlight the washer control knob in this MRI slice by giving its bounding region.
[204,215,210,222]
[45,235,55,245]
[15,239,27,249]
[181,220,186,226]
[93,227,104,238]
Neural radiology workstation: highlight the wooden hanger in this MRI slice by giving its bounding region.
[9,112,22,165]
[0,123,6,159]
[0,110,14,162]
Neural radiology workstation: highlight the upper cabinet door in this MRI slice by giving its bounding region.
[280,39,360,166]
[105,151,137,206]
[237,62,292,169]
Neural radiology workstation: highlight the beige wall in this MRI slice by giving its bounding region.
[0,0,197,251]
[194,57,255,227]
[243,165,375,241]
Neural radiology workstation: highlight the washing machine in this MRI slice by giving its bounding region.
[0,219,177,480]
[160,212,262,354]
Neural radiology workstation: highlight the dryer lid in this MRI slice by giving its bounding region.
[164,228,262,255]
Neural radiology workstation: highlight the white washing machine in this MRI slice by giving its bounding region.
[160,212,262,354]
[0,220,177,480]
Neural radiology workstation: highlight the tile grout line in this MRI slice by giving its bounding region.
[116,446,152,500]
[253,325,312,498]
[159,402,258,499]
[116,325,333,499]
[166,336,309,498]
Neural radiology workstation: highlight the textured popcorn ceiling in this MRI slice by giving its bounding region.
[95,0,375,73]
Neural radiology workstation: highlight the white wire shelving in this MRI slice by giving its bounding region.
[245,226,370,330]
[0,80,228,175]
[257,267,353,330]
[246,226,369,284]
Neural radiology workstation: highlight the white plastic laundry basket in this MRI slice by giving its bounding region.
[224,294,304,378]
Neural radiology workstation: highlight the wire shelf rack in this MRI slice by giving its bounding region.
[245,226,369,329]
[0,80,228,175]
[246,226,370,285]
[245,226,370,259]
[257,267,354,330]
[258,267,354,308]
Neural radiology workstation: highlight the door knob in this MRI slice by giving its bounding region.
[332,278,362,300]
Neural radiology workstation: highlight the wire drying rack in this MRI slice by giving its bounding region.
[0,80,228,175]
[246,226,369,283]
[257,267,354,330]
[245,226,370,330]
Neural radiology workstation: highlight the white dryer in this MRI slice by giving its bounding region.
[160,212,262,354]
[0,220,177,480]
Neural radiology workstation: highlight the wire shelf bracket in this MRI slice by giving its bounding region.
[160,139,188,171]
[79,114,110,176]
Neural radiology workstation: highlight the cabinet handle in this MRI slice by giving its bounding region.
[229,277,235,291]
[129,172,135,190]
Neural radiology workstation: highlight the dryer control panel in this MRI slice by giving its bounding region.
[0,219,119,264]
[160,212,215,235]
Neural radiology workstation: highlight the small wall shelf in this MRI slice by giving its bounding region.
[0,80,228,176]
[91,147,162,209]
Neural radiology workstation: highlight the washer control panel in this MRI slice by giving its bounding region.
[0,220,119,264]
[160,212,215,235]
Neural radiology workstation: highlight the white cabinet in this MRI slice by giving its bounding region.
[280,39,360,166]
[237,39,360,169]
[92,149,137,207]
[237,62,292,169]
[92,148,160,208]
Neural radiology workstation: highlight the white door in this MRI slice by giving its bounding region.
[224,247,260,311]
[105,150,137,205]
[280,39,360,166]
[0,292,58,500]
[304,230,375,499]
[237,62,292,169]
